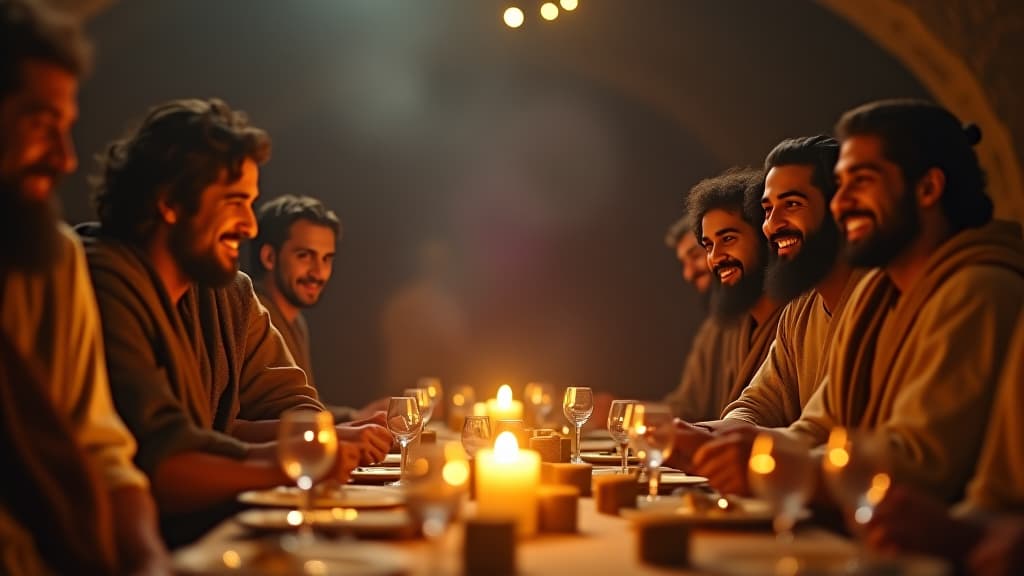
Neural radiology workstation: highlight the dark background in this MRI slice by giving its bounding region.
[60,0,928,407]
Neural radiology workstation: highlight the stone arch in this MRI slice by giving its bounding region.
[818,0,1024,223]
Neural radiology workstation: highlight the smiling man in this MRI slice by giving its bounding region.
[667,168,784,420]
[78,99,389,546]
[781,99,1024,504]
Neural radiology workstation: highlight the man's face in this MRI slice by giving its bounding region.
[832,135,919,268]
[170,158,260,286]
[761,164,840,300]
[270,219,336,309]
[0,60,78,271]
[700,208,766,319]
[676,232,711,294]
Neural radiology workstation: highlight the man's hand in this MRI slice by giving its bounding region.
[345,411,387,428]
[330,442,363,483]
[664,419,716,471]
[336,423,392,464]
[690,426,760,496]
[864,486,980,561]
[969,517,1024,576]
[354,398,391,422]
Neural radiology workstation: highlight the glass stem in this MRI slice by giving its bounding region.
[298,482,314,542]
[399,441,409,483]
[620,443,629,474]
[648,466,661,499]
[574,424,583,463]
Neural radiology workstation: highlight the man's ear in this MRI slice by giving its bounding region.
[259,244,276,272]
[156,197,178,225]
[916,167,946,209]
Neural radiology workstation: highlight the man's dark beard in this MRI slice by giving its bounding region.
[764,219,841,302]
[274,264,323,310]
[0,184,64,273]
[843,187,919,268]
[709,256,766,322]
[168,219,237,287]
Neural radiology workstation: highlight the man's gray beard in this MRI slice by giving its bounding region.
[0,188,64,273]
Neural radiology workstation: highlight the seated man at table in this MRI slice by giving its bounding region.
[863,310,1024,576]
[668,136,865,484]
[660,209,743,422]
[81,98,383,545]
[0,0,168,572]
[685,100,1024,503]
[679,167,786,419]
[250,194,388,421]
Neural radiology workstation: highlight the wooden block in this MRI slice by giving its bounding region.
[541,462,593,497]
[464,518,516,575]
[559,437,572,463]
[593,473,638,515]
[635,516,690,567]
[420,430,437,444]
[528,435,562,463]
[536,485,579,533]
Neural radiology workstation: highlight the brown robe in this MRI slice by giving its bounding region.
[663,315,742,421]
[787,221,1024,503]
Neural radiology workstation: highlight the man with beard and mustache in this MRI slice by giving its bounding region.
[251,194,387,421]
[664,136,867,492]
[79,98,389,546]
[0,1,169,574]
[660,212,742,421]
[664,167,785,422]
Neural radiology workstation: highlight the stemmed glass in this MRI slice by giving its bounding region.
[607,400,638,474]
[627,403,674,500]
[524,381,554,428]
[277,410,338,540]
[748,432,815,545]
[387,396,423,487]
[405,441,470,574]
[823,427,891,534]
[418,377,444,420]
[460,415,491,459]
[562,387,594,464]
[404,387,434,426]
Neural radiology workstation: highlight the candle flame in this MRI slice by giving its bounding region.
[496,384,513,407]
[748,434,776,475]
[494,431,520,462]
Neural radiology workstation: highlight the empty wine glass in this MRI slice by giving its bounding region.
[419,377,444,420]
[404,387,434,426]
[524,381,554,427]
[461,415,491,459]
[387,396,423,487]
[607,399,638,474]
[748,432,815,545]
[562,387,594,464]
[823,427,891,532]
[277,410,338,540]
[405,441,469,574]
[627,403,674,500]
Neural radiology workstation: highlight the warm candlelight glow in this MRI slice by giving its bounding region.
[476,429,540,536]
[494,431,519,462]
[749,434,776,475]
[497,384,513,407]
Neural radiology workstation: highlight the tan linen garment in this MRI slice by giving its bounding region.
[663,315,742,421]
[721,269,867,426]
[786,221,1024,503]
[960,311,1024,513]
[723,305,785,412]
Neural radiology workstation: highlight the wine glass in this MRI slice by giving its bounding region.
[607,399,638,474]
[823,427,891,532]
[627,403,674,500]
[404,387,434,426]
[748,432,815,545]
[562,387,594,464]
[386,396,423,487]
[461,415,491,459]
[277,410,338,540]
[524,381,554,427]
[405,441,469,574]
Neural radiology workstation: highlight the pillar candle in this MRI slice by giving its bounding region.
[486,384,524,430]
[475,432,541,537]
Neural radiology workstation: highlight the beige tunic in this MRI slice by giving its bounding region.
[786,221,1024,503]
[722,269,866,427]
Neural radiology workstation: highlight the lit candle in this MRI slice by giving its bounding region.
[475,432,540,537]
[486,385,524,430]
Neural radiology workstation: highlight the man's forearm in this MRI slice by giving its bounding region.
[109,485,170,575]
[153,451,288,515]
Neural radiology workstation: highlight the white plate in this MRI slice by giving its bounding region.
[175,540,407,576]
[238,485,404,509]
[660,472,710,486]
[351,467,403,483]
[580,451,640,465]
[705,550,949,576]
[236,508,413,538]
[622,496,809,527]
